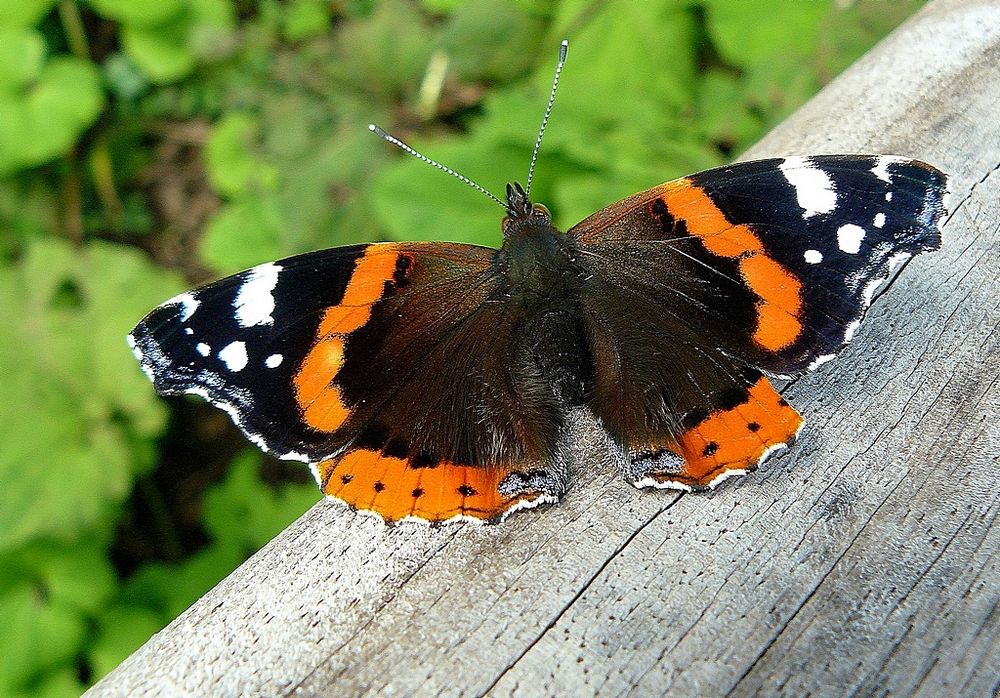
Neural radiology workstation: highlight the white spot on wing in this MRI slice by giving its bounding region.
[219,341,248,372]
[837,224,866,254]
[807,353,837,372]
[706,468,749,489]
[165,292,200,321]
[126,334,146,363]
[196,342,211,357]
[871,157,894,183]
[804,249,823,264]
[779,156,837,218]
[631,476,693,492]
[873,212,886,228]
[308,463,322,487]
[235,263,281,327]
[184,327,194,335]
[862,251,912,305]
[844,319,861,342]
[265,353,283,368]
[885,191,893,202]
[887,251,911,275]
[281,450,313,463]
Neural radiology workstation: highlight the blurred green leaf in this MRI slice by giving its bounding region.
[88,605,162,679]
[373,138,528,247]
[0,582,86,693]
[13,666,85,698]
[705,0,828,68]
[283,0,331,42]
[372,1,710,241]
[0,537,117,693]
[120,540,244,620]
[814,0,928,81]
[332,0,434,97]
[200,195,287,272]
[86,0,184,27]
[121,19,196,84]
[419,0,463,12]
[202,86,388,271]
[0,174,60,256]
[204,111,279,196]
[0,28,45,91]
[0,0,56,28]
[120,0,236,84]
[0,539,118,615]
[202,452,316,549]
[0,239,182,551]
[440,0,548,83]
[694,69,765,152]
[103,52,150,101]
[0,54,104,174]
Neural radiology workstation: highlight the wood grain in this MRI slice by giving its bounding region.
[88,1,1000,696]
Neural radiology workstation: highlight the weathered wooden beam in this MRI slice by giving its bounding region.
[89,1,1000,695]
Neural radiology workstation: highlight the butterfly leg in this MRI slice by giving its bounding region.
[624,377,804,491]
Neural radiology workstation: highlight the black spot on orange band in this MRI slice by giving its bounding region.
[317,449,545,522]
[673,376,803,486]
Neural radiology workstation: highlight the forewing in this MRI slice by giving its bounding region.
[572,155,948,374]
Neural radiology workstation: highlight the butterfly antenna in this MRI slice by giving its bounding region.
[524,39,568,200]
[368,124,507,210]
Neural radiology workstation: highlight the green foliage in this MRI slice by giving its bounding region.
[0,538,113,696]
[0,28,104,175]
[202,452,319,551]
[0,238,180,551]
[0,0,56,29]
[0,0,926,693]
[93,0,236,84]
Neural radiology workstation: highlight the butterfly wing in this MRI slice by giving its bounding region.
[569,155,947,489]
[129,242,567,523]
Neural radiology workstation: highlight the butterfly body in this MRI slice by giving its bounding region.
[130,154,948,524]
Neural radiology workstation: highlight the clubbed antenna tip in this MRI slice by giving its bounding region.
[525,39,569,199]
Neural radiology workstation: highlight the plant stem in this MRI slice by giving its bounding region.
[58,0,90,60]
[61,152,84,243]
[91,136,124,224]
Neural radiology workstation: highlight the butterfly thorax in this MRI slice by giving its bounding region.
[499,181,582,302]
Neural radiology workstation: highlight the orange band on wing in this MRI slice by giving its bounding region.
[316,247,402,335]
[673,377,802,486]
[658,180,804,351]
[315,450,540,522]
[293,245,404,432]
[738,254,804,351]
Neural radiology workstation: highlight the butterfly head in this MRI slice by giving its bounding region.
[503,181,552,236]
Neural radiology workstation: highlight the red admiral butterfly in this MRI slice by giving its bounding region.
[129,41,948,524]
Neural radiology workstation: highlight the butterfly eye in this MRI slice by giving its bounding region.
[532,204,551,219]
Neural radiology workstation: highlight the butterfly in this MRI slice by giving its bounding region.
[128,41,948,524]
